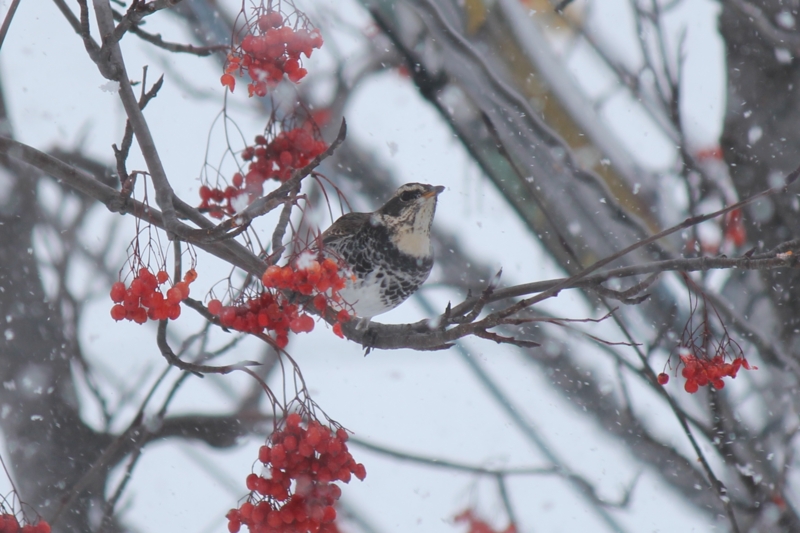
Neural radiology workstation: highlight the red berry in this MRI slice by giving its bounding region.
[199,185,211,201]
[221,73,236,92]
[294,508,309,523]
[298,440,314,457]
[110,304,126,321]
[313,294,328,311]
[239,502,254,520]
[167,305,181,320]
[110,282,126,303]
[684,379,699,394]
[262,265,281,286]
[131,307,147,324]
[220,307,236,326]
[34,522,50,533]
[255,476,270,496]
[246,473,259,491]
[327,438,343,457]
[279,151,293,167]
[156,270,169,284]
[281,508,295,524]
[2,515,19,533]
[259,445,271,463]
[207,299,223,315]
[286,413,302,428]
[322,506,336,523]
[287,67,308,83]
[184,269,198,283]
[253,502,270,524]
[275,333,289,349]
[166,287,183,305]
[153,305,169,321]
[289,314,315,334]
[175,281,190,299]
[354,463,367,480]
[657,373,669,385]
[129,277,145,297]
[271,443,286,464]
[258,11,284,31]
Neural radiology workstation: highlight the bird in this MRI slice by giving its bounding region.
[320,182,445,322]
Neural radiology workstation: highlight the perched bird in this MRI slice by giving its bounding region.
[321,182,445,321]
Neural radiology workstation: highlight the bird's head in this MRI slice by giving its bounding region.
[373,183,445,258]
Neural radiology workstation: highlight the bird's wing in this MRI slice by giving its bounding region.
[321,212,370,247]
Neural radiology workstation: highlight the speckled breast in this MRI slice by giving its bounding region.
[327,223,433,318]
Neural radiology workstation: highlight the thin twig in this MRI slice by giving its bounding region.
[128,24,229,56]
[156,320,259,375]
[350,437,556,477]
[0,0,21,51]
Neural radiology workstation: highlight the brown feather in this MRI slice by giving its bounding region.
[321,212,370,245]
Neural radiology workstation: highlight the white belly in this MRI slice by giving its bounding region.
[337,272,394,319]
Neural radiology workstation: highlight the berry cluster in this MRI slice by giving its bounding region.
[262,259,351,338]
[198,185,241,219]
[226,413,365,533]
[454,510,516,533]
[679,354,754,393]
[262,258,346,297]
[658,354,755,393]
[221,11,323,96]
[208,291,311,349]
[208,258,351,346]
[198,128,328,218]
[0,515,50,533]
[110,268,196,324]
[242,128,329,185]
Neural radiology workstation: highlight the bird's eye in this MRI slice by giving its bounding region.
[400,190,419,202]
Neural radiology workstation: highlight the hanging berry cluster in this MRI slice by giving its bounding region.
[207,258,350,348]
[241,128,328,185]
[198,128,328,218]
[221,9,323,96]
[208,290,309,349]
[657,277,758,394]
[658,353,755,394]
[453,509,516,533]
[198,184,242,220]
[225,413,365,533]
[0,514,50,533]
[110,268,197,324]
[262,258,352,338]
[682,354,752,393]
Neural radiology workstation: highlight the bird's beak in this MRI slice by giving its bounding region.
[423,185,445,199]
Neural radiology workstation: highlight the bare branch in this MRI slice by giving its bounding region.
[156,320,259,376]
[350,436,557,477]
[726,0,800,55]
